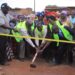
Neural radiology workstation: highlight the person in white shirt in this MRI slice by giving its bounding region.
[20,19,36,48]
[34,22,47,47]
[0,3,15,65]
[17,19,37,58]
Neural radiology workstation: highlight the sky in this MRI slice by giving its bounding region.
[0,0,75,12]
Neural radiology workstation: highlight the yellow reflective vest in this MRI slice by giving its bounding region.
[12,21,35,42]
[12,21,26,42]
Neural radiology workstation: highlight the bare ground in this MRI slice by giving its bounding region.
[0,59,75,75]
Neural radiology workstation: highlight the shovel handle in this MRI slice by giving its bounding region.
[31,51,39,64]
[40,42,50,52]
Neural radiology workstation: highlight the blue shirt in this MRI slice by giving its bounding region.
[70,16,75,24]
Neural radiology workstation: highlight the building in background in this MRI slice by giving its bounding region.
[9,8,34,16]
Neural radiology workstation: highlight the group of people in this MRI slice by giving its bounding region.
[0,3,75,66]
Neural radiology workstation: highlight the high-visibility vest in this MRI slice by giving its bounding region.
[12,21,35,42]
[31,22,35,32]
[48,20,73,46]
[48,23,59,46]
[25,21,35,37]
[36,25,47,37]
[12,21,26,42]
[56,20,73,41]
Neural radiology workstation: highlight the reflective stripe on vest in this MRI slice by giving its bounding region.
[49,23,53,32]
[53,33,59,46]
[31,22,35,32]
